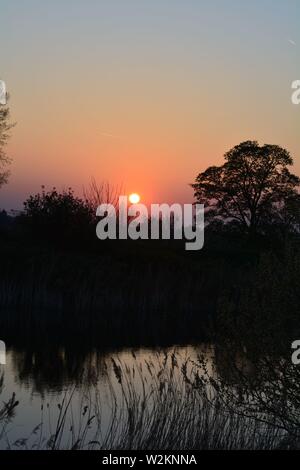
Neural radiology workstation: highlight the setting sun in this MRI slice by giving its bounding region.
[129,193,140,204]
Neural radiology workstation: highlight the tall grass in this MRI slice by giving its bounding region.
[0,246,222,347]
[0,354,285,450]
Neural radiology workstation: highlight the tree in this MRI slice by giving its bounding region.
[192,141,300,234]
[83,178,123,212]
[0,98,13,190]
[182,246,300,447]
[21,187,94,245]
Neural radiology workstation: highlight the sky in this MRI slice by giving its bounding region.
[0,0,299,210]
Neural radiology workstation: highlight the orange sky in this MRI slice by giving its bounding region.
[0,1,299,210]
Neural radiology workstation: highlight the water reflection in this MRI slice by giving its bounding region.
[0,341,287,450]
[0,343,215,448]
[6,345,203,393]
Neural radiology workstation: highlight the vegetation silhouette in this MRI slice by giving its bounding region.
[0,353,285,450]
[0,140,299,346]
[192,141,300,235]
[21,187,94,246]
[1,135,300,450]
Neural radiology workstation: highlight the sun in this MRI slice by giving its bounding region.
[129,193,141,204]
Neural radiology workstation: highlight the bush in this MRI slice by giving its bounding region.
[20,187,94,247]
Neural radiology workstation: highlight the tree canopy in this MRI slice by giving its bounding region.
[192,141,300,233]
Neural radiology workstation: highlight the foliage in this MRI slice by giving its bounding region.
[192,141,300,234]
[184,244,300,447]
[21,187,94,245]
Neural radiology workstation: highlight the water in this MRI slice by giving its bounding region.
[0,344,213,449]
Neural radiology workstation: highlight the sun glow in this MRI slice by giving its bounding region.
[129,193,141,204]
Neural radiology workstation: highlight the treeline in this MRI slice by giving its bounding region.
[1,138,300,347]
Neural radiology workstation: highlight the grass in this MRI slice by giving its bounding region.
[0,353,286,450]
[0,232,298,450]
[0,232,258,348]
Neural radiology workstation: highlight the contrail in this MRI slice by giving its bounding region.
[100,132,120,138]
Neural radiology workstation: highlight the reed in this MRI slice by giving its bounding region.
[0,354,284,450]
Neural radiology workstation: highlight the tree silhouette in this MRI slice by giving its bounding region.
[192,141,300,234]
[22,187,94,245]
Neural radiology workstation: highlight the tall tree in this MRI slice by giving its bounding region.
[192,141,300,233]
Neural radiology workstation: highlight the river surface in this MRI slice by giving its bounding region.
[0,344,214,449]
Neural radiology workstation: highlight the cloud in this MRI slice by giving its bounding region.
[100,132,120,139]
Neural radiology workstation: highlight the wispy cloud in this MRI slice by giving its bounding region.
[99,132,120,139]
[288,38,296,46]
